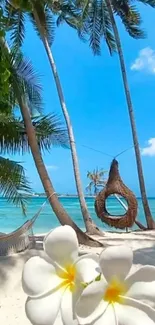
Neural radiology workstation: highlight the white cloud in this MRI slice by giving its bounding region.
[141,138,155,157]
[131,47,155,74]
[45,165,58,170]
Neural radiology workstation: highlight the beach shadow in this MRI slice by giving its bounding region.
[0,245,45,287]
[133,245,155,266]
[0,255,17,284]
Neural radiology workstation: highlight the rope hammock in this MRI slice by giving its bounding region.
[95,159,138,229]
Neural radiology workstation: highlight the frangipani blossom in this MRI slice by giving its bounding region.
[22,225,99,325]
[76,245,155,325]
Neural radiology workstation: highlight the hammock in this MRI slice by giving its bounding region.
[0,198,48,256]
[95,159,138,229]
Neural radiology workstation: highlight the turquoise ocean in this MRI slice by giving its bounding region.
[0,197,155,233]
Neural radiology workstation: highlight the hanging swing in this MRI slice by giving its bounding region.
[95,159,138,229]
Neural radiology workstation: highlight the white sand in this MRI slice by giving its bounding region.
[1,230,155,324]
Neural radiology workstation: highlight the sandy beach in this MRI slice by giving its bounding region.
[1,230,155,325]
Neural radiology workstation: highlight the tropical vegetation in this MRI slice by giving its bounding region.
[86,168,107,195]
[77,0,155,229]
[3,0,100,235]
[0,0,155,235]
[0,3,102,246]
[0,36,69,213]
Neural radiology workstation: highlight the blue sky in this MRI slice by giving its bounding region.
[9,4,155,195]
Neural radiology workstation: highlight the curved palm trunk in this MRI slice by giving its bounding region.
[18,99,102,246]
[105,0,155,229]
[33,10,102,235]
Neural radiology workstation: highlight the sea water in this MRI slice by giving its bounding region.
[0,197,155,233]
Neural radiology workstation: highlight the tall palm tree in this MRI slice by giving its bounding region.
[0,79,69,212]
[0,28,31,211]
[78,0,155,229]
[105,0,155,229]
[4,0,101,235]
[0,40,101,246]
[86,168,107,195]
[0,32,68,212]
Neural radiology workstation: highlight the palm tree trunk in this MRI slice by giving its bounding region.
[33,10,102,235]
[17,99,102,246]
[105,0,155,229]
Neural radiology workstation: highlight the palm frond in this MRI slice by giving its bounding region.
[86,181,93,192]
[0,37,43,115]
[56,2,81,30]
[4,1,25,49]
[136,0,155,7]
[30,2,55,46]
[77,0,116,55]
[32,114,69,150]
[112,2,145,39]
[0,112,69,154]
[0,156,31,215]
[10,50,43,114]
[0,113,25,155]
[87,167,106,181]
[100,0,116,54]
[87,171,94,180]
[87,0,102,55]
[112,0,131,15]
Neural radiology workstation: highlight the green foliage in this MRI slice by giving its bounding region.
[0,113,69,155]
[0,6,6,37]
[32,114,69,151]
[0,33,69,211]
[0,8,11,101]
[134,0,155,7]
[4,0,81,50]
[0,156,31,215]
[79,0,116,54]
[30,2,55,46]
[75,0,155,55]
[9,0,32,11]
[111,1,145,39]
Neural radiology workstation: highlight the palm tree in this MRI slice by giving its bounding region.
[105,0,155,229]
[0,88,69,213]
[0,29,31,211]
[0,33,68,212]
[78,0,155,229]
[4,0,101,235]
[0,40,101,246]
[86,168,107,195]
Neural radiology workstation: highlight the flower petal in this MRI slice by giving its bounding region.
[122,296,155,323]
[126,266,155,304]
[61,287,80,325]
[22,256,62,297]
[99,246,133,281]
[44,226,78,267]
[87,305,117,325]
[75,279,108,325]
[75,254,99,283]
[25,289,62,325]
[115,304,155,325]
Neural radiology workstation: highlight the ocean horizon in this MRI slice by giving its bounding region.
[0,196,155,234]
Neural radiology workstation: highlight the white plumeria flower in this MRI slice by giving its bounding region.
[22,225,99,325]
[76,245,155,325]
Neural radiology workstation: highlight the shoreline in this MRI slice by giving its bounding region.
[0,226,148,235]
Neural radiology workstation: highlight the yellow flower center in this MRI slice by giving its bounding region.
[58,264,76,292]
[104,278,127,303]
